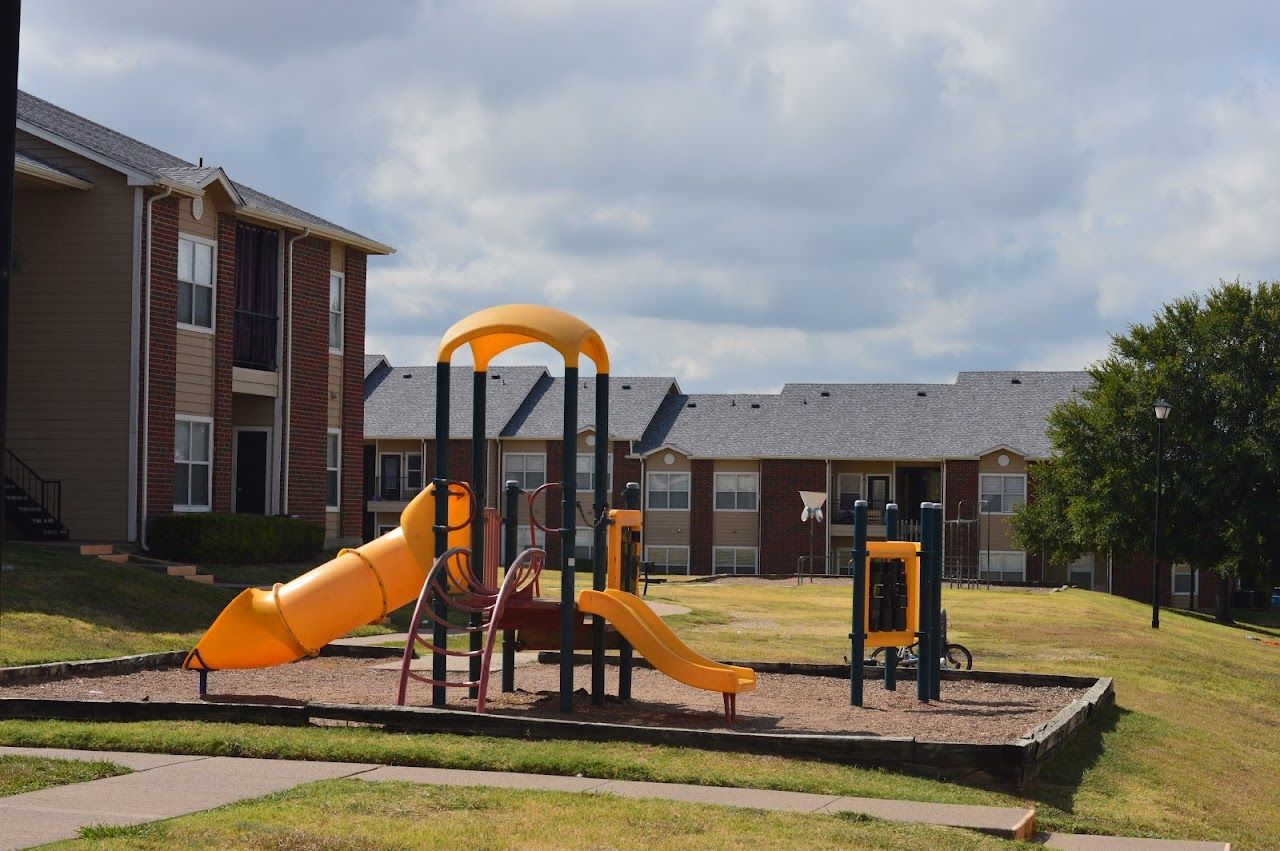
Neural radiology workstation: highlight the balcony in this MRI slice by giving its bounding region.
[365,474,426,511]
[233,309,278,371]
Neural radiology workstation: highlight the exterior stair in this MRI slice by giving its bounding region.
[82,544,217,585]
[3,449,69,541]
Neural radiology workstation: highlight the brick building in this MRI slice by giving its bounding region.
[6,91,392,547]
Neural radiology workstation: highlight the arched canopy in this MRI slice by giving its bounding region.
[436,304,610,372]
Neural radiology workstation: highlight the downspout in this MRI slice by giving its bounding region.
[281,227,310,514]
[127,188,143,542]
[139,185,173,550]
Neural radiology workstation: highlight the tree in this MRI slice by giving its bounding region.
[1012,281,1280,622]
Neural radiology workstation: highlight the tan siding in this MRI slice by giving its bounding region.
[177,197,217,241]
[327,353,343,427]
[232,395,275,427]
[175,329,214,415]
[979,450,1028,475]
[377,439,422,455]
[978,450,1025,552]
[9,133,136,539]
[712,460,758,547]
[325,512,339,540]
[980,516,1018,551]
[644,509,691,546]
[330,242,345,272]
[232,367,279,397]
[647,450,690,473]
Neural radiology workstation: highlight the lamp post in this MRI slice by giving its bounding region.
[1152,399,1172,630]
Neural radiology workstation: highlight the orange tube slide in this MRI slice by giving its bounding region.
[183,485,469,671]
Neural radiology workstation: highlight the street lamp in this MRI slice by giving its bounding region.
[1152,399,1172,629]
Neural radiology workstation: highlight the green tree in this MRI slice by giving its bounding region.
[1012,281,1280,622]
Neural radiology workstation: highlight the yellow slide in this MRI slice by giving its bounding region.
[183,485,469,671]
[576,588,756,698]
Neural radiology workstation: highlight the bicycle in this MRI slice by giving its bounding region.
[870,641,973,670]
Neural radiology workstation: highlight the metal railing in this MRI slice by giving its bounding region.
[796,553,855,584]
[3,448,62,522]
[367,474,426,502]
[233,309,279,370]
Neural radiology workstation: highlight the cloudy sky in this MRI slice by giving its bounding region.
[19,1,1280,390]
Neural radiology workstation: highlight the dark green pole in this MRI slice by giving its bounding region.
[559,367,578,713]
[1152,413,1165,630]
[0,1,19,575]
[432,362,451,707]
[931,503,944,700]
[590,373,609,706]
[468,370,487,698]
[849,499,868,706]
[917,500,932,703]
[501,479,520,693]
[884,502,898,691]
[619,481,640,700]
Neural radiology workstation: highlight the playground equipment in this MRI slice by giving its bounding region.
[847,499,945,705]
[183,304,754,721]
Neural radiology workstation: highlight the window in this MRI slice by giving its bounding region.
[979,551,1026,582]
[1173,563,1196,595]
[646,546,690,575]
[980,475,1026,514]
[714,472,758,511]
[647,472,690,510]
[174,417,212,510]
[576,454,613,492]
[328,272,344,352]
[1068,554,1094,588]
[713,546,758,575]
[505,453,546,491]
[177,235,215,330]
[834,473,863,523]
[575,528,596,562]
[326,430,340,510]
[832,548,855,576]
[406,453,423,495]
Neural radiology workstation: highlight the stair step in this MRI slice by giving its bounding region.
[165,565,199,576]
[79,544,114,556]
[96,553,130,565]
[183,574,215,584]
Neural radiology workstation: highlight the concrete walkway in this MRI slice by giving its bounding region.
[0,747,1229,850]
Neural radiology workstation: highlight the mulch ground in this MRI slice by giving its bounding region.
[1,658,1082,743]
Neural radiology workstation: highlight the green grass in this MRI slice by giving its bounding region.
[200,552,337,587]
[48,780,1017,850]
[0,755,128,796]
[0,544,234,666]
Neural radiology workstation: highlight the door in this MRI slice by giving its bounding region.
[234,430,269,514]
[362,444,376,541]
[867,475,890,517]
[380,454,402,500]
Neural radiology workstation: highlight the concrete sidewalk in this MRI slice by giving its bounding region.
[0,747,1229,850]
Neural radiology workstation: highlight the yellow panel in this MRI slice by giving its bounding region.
[606,509,642,589]
[436,304,610,371]
[861,541,921,649]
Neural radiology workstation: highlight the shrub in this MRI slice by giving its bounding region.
[149,513,324,564]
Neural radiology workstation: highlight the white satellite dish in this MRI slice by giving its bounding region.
[799,490,826,523]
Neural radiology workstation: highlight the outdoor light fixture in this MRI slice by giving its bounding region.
[1151,399,1172,629]
[1154,399,1172,421]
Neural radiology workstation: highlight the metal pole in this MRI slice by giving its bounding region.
[917,501,932,703]
[849,499,868,706]
[619,482,640,700]
[501,480,519,693]
[1152,418,1163,630]
[884,503,898,691]
[559,367,578,713]
[469,370,487,698]
[931,504,943,700]
[0,2,20,573]
[431,362,451,707]
[591,372,609,706]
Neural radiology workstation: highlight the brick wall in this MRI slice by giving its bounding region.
[690,459,714,572]
[340,251,367,538]
[285,236,331,526]
[211,214,236,512]
[1110,552,1221,609]
[545,439,563,565]
[943,459,979,572]
[759,460,826,574]
[611,442,641,504]
[142,194,178,525]
[1024,462,1041,581]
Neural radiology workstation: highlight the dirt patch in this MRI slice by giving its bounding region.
[2,658,1083,743]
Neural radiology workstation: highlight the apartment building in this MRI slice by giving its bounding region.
[364,363,1219,610]
[6,91,392,546]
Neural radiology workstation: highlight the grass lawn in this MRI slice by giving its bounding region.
[0,544,233,666]
[50,780,1015,850]
[0,755,128,796]
[199,552,337,587]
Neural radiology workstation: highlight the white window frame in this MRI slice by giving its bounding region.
[328,271,344,354]
[1172,563,1198,596]
[714,472,758,512]
[325,429,341,511]
[645,545,691,575]
[979,550,1027,582]
[504,452,547,492]
[576,454,614,492]
[177,232,216,334]
[646,471,690,511]
[713,546,759,575]
[173,415,213,512]
[1067,554,1094,588]
[980,474,1027,515]
[377,524,397,537]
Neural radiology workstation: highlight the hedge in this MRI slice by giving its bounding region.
[149,513,325,564]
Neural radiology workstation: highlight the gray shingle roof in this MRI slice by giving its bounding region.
[15,148,91,184]
[636,372,1090,460]
[364,365,548,439]
[501,376,678,440]
[16,90,389,251]
[364,354,390,380]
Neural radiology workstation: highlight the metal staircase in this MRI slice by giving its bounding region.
[3,449,69,541]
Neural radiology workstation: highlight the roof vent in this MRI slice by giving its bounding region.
[621,384,632,390]
[750,403,761,409]
[916,391,927,397]
[820,391,831,397]
[687,402,697,408]
[491,373,502,380]
[730,399,736,406]
[402,373,413,379]
[1011,378,1022,384]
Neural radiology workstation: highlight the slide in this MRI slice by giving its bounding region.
[576,588,756,697]
[183,485,470,671]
